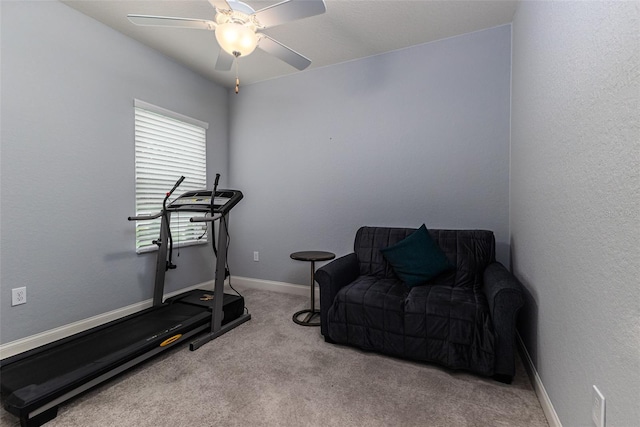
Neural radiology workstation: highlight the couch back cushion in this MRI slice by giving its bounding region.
[354,226,496,289]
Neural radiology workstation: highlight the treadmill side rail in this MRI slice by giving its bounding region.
[190,312,251,351]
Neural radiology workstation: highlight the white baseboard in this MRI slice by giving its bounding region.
[0,281,214,360]
[229,276,309,296]
[517,333,562,427]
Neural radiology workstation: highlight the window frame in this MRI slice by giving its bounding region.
[133,99,209,254]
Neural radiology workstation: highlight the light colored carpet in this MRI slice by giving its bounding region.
[1,288,548,427]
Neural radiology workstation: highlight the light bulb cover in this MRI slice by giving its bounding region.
[215,22,258,57]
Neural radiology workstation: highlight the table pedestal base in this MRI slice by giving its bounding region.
[292,309,320,326]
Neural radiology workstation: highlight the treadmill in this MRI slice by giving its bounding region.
[0,176,251,427]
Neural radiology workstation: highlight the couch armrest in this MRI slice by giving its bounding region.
[482,262,525,381]
[315,253,359,338]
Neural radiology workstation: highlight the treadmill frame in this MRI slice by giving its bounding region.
[158,194,251,350]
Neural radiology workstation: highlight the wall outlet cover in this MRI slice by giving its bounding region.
[592,385,605,427]
[12,287,27,306]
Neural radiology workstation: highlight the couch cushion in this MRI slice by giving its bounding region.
[326,276,407,357]
[380,224,453,288]
[429,230,496,289]
[404,285,495,375]
[355,227,415,278]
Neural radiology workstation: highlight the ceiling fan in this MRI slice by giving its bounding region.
[128,0,326,73]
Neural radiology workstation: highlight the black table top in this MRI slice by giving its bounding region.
[290,251,336,262]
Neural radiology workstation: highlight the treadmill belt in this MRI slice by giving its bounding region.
[1,303,208,397]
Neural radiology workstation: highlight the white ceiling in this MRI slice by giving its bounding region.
[62,0,519,88]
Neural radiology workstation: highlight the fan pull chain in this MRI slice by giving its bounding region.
[234,51,241,94]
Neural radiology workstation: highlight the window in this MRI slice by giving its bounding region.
[134,99,208,253]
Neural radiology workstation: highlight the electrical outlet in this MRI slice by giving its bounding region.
[253,251,259,262]
[592,385,605,427]
[12,287,27,306]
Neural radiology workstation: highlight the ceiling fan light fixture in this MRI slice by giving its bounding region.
[215,22,258,57]
[128,0,327,75]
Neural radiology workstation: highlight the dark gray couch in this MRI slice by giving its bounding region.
[315,226,524,383]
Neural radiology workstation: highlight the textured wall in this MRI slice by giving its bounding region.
[0,1,228,343]
[511,1,640,425]
[228,25,511,286]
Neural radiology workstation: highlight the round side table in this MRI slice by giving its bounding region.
[291,251,335,326]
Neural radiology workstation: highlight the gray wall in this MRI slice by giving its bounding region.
[228,25,511,286]
[1,1,228,343]
[511,1,640,425]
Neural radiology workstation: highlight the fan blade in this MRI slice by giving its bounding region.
[253,0,326,29]
[215,50,234,71]
[207,0,231,11]
[258,34,311,70]
[127,15,215,30]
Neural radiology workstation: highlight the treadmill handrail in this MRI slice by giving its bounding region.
[189,214,222,223]
[129,212,221,223]
[127,212,163,221]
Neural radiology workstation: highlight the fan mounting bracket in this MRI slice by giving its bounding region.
[215,7,262,30]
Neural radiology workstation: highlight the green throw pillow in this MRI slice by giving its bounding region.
[380,224,453,288]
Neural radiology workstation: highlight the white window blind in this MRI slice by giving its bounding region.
[134,100,208,253]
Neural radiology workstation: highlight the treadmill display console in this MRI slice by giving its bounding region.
[168,190,243,214]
